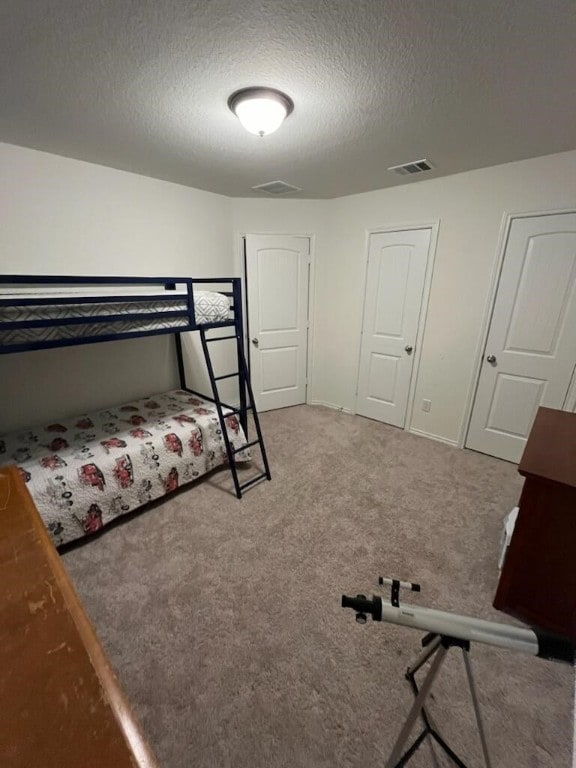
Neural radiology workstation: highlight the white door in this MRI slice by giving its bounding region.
[466,213,576,463]
[356,228,431,428]
[245,234,310,411]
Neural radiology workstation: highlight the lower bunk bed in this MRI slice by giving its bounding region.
[0,389,250,547]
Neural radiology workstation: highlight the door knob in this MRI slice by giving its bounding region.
[405,345,413,354]
[486,354,497,364]
[252,337,259,347]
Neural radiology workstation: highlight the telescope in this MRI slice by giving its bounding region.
[341,576,574,768]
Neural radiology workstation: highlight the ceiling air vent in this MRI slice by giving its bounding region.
[388,159,434,176]
[252,180,302,195]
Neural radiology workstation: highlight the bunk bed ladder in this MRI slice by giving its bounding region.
[199,327,271,499]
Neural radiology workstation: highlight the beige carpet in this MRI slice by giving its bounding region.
[62,405,573,768]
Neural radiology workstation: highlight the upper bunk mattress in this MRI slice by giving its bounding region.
[0,390,249,547]
[0,289,230,348]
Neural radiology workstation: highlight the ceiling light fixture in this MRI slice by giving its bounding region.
[228,87,294,137]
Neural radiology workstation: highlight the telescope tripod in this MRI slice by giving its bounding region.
[386,633,492,768]
[343,579,573,766]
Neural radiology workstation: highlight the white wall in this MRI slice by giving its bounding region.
[231,198,329,262]
[3,142,576,444]
[0,143,233,431]
[314,150,576,444]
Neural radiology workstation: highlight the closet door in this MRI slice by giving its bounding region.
[356,228,431,428]
[466,213,576,463]
[245,235,310,412]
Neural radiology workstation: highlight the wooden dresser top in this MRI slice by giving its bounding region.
[518,407,576,488]
[0,466,159,768]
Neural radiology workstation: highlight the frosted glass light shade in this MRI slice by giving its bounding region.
[235,98,286,136]
[228,88,294,137]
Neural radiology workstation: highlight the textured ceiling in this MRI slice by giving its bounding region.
[1,0,575,198]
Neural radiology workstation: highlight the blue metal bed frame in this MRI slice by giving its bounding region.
[0,274,271,497]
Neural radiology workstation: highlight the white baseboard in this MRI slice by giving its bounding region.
[408,427,459,448]
[307,405,459,447]
[307,399,354,415]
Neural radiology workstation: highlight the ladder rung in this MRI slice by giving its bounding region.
[214,372,240,381]
[225,405,254,417]
[231,439,261,455]
[206,335,237,342]
[239,472,269,492]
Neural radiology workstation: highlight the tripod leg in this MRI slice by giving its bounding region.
[462,649,493,768]
[407,634,442,677]
[385,644,448,768]
[406,637,442,739]
[425,739,443,768]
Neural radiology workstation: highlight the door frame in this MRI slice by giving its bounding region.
[237,231,316,406]
[461,207,576,450]
[354,220,440,432]
[565,366,576,412]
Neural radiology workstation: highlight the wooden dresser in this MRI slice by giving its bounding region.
[0,466,159,768]
[493,407,576,642]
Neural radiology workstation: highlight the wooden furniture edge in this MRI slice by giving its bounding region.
[8,466,160,768]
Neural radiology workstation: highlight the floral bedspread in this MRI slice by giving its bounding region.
[0,390,250,546]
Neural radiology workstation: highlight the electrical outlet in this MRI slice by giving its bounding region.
[422,399,432,413]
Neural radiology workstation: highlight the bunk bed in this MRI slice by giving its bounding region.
[0,275,271,547]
